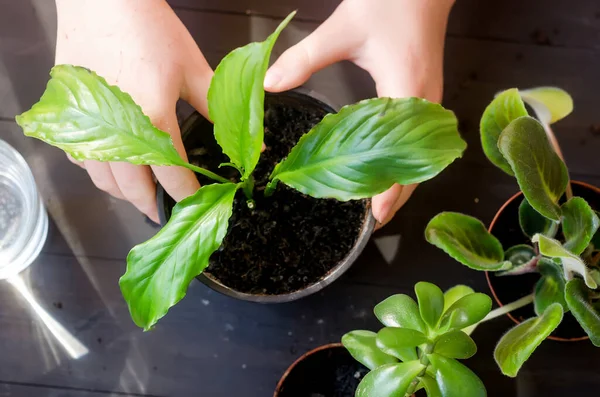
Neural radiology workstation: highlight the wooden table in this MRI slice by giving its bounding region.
[1,1,599,395]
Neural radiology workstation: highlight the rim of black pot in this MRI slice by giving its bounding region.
[156,88,377,303]
[486,180,599,342]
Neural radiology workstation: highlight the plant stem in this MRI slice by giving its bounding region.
[264,180,278,197]
[543,124,573,199]
[183,163,230,184]
[464,293,534,336]
[242,175,254,201]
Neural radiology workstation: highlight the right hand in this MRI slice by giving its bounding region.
[55,0,212,222]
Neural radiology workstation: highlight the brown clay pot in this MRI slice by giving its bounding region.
[485,180,600,342]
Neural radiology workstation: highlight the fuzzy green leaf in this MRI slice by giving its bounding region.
[443,285,475,313]
[120,183,238,330]
[562,197,600,255]
[519,198,556,238]
[533,234,597,289]
[565,279,600,346]
[356,361,425,397]
[519,87,573,125]
[374,294,427,333]
[494,303,563,377]
[415,282,445,329]
[269,97,466,200]
[480,88,528,175]
[497,245,538,276]
[208,12,294,178]
[342,330,398,370]
[498,116,569,221]
[16,65,185,166]
[426,212,510,271]
[439,293,492,331]
[433,331,477,359]
[427,353,486,397]
[535,258,567,315]
[376,328,430,361]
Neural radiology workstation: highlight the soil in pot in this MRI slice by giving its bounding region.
[162,93,367,295]
[275,345,368,397]
[488,181,600,340]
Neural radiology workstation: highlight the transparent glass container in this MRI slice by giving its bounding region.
[0,139,47,279]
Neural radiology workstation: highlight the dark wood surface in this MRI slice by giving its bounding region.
[1,0,599,396]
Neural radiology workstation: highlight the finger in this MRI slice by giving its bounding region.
[84,160,125,200]
[149,110,201,202]
[110,162,159,223]
[181,50,214,118]
[66,154,85,169]
[373,183,418,228]
[264,3,362,92]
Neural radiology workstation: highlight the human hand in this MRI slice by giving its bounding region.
[55,0,212,222]
[264,0,455,227]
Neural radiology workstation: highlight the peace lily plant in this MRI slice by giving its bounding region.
[15,12,466,330]
[426,88,600,377]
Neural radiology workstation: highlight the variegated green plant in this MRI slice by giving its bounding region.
[426,88,600,378]
[15,12,466,330]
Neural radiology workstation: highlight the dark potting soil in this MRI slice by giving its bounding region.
[276,346,368,397]
[163,93,367,295]
[489,182,600,339]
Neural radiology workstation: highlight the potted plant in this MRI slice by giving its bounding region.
[425,87,600,377]
[15,12,467,330]
[277,281,529,396]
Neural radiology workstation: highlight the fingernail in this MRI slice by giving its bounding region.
[374,204,391,225]
[264,69,282,89]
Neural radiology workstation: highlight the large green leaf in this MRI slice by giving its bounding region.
[342,330,398,370]
[208,12,294,179]
[420,375,442,397]
[497,245,538,276]
[565,279,600,346]
[519,87,573,125]
[427,353,486,397]
[498,116,569,221]
[443,285,475,313]
[425,212,510,271]
[356,361,425,397]
[268,97,466,200]
[480,88,528,175]
[439,293,492,331]
[16,65,185,166]
[562,197,600,255]
[533,234,597,289]
[120,183,238,330]
[494,303,563,377]
[374,294,427,333]
[592,212,600,249]
[376,328,430,361]
[415,282,445,330]
[519,198,556,238]
[534,258,567,315]
[433,331,477,359]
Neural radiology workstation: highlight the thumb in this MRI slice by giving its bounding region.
[264,4,362,92]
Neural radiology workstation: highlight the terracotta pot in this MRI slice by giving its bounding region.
[486,180,600,342]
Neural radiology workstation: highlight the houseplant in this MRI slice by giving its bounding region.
[425,87,600,377]
[278,281,529,396]
[15,12,467,330]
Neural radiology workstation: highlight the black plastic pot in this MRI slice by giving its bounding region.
[486,180,600,341]
[157,89,376,303]
[274,343,368,397]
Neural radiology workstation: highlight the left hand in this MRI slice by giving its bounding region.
[264,0,455,227]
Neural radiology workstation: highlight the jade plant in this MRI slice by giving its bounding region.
[342,281,523,396]
[16,12,466,330]
[425,87,600,377]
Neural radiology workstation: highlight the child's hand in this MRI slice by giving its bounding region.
[265,0,455,226]
[55,0,212,222]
